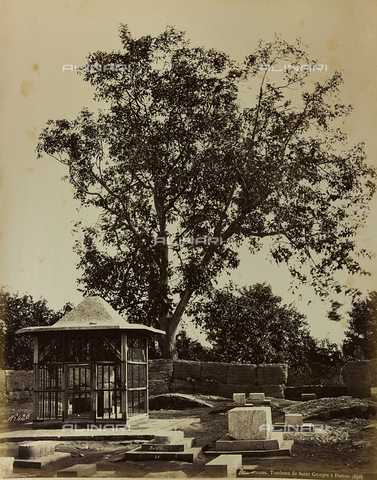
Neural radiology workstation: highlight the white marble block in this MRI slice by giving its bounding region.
[154,431,184,444]
[285,414,303,426]
[248,393,265,402]
[233,393,246,405]
[228,407,272,440]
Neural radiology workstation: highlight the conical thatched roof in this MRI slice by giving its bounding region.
[17,296,165,335]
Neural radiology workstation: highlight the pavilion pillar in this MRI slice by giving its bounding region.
[121,333,128,422]
[33,336,39,422]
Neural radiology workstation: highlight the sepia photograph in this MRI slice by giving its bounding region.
[0,0,376,478]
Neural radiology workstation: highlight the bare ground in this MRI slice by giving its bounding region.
[1,396,376,478]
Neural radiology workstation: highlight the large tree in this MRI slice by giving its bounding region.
[37,27,375,358]
[342,291,377,360]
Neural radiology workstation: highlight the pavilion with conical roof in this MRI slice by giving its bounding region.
[17,296,165,426]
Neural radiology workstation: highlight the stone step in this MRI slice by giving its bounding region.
[141,437,196,452]
[205,454,242,478]
[121,446,202,462]
[13,452,71,469]
[154,431,185,444]
[57,463,97,477]
[19,440,56,459]
[205,440,293,458]
[215,433,283,451]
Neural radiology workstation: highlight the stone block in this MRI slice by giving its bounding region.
[264,434,283,450]
[284,385,323,400]
[149,379,170,396]
[142,438,195,452]
[302,393,316,401]
[234,385,251,395]
[194,381,217,395]
[216,434,282,451]
[322,386,348,398]
[226,364,257,385]
[248,386,264,393]
[19,441,56,459]
[215,384,236,398]
[0,457,14,472]
[233,393,246,405]
[285,414,303,426]
[228,407,272,440]
[262,384,285,398]
[257,364,288,385]
[173,361,201,380]
[149,359,174,381]
[6,370,33,392]
[154,431,184,444]
[201,362,227,383]
[8,391,33,404]
[248,393,265,402]
[348,386,371,398]
[205,454,242,477]
[122,446,201,462]
[169,380,194,394]
[216,439,264,451]
[14,452,70,469]
[58,464,97,477]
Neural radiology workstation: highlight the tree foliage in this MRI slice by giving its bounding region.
[189,283,314,365]
[190,283,344,384]
[342,291,377,360]
[0,289,71,370]
[37,26,375,358]
[175,330,212,362]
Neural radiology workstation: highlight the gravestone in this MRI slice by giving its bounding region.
[228,407,271,440]
[233,393,246,405]
[248,393,265,402]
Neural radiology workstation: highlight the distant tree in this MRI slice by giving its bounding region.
[296,338,343,385]
[342,291,377,360]
[37,26,375,358]
[175,330,212,361]
[190,283,315,368]
[0,289,71,370]
[190,283,344,384]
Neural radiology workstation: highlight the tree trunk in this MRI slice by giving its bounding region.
[160,288,194,359]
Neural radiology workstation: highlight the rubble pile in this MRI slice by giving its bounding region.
[282,396,376,420]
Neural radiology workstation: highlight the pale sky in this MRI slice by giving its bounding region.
[1,0,377,345]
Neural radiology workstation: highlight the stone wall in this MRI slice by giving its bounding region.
[149,360,288,398]
[342,359,377,398]
[0,370,33,405]
[0,360,288,406]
